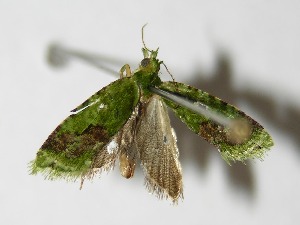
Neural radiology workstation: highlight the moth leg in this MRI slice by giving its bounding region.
[119,64,132,78]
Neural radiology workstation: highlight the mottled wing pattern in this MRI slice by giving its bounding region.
[135,95,183,202]
[159,81,273,163]
[30,78,139,180]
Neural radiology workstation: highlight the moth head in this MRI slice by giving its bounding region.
[139,49,161,74]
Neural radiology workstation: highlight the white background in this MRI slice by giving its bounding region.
[1,1,300,224]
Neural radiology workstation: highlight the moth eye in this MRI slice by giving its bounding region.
[141,58,150,67]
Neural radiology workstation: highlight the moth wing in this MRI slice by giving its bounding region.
[159,81,273,163]
[135,95,183,202]
[117,104,140,179]
[30,77,139,180]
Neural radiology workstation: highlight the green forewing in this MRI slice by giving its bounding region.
[159,81,273,163]
[30,77,139,179]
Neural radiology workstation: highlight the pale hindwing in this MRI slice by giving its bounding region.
[135,95,183,202]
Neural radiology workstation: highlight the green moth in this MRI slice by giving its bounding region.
[30,28,273,203]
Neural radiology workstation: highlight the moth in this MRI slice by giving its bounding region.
[30,28,273,203]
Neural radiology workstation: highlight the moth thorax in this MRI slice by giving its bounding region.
[119,153,135,179]
[226,118,252,144]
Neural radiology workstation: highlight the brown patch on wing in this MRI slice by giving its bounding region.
[41,125,110,156]
[199,121,227,144]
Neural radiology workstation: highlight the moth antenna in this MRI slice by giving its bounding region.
[142,24,151,52]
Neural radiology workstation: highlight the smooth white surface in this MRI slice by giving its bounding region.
[1,1,300,224]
